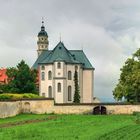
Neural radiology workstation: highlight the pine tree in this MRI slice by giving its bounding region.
[73,70,80,103]
[6,60,37,93]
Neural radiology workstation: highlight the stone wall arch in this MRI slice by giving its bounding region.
[24,102,30,113]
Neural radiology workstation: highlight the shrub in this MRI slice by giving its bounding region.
[0,89,3,94]
[135,115,140,124]
[0,94,12,100]
[133,111,140,116]
[23,93,41,99]
[133,112,140,124]
[0,93,42,101]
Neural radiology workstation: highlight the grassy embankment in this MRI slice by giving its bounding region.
[0,114,140,140]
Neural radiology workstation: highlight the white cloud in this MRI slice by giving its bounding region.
[49,20,127,99]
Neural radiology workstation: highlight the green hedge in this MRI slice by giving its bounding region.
[0,93,43,101]
[133,111,140,116]
[133,112,140,124]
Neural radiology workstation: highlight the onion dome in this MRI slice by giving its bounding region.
[38,21,48,37]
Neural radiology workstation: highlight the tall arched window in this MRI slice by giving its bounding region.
[48,86,52,98]
[57,62,61,69]
[68,71,72,80]
[58,83,61,92]
[48,71,52,80]
[41,72,45,80]
[68,86,72,101]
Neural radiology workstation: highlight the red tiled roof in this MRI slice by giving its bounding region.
[0,69,8,84]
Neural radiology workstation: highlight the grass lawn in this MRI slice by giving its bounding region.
[0,114,140,140]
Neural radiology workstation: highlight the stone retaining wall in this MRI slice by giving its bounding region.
[1,99,140,118]
[0,101,21,118]
[106,105,140,114]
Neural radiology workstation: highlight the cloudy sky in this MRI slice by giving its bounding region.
[0,0,139,101]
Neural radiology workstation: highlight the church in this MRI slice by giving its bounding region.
[33,21,95,103]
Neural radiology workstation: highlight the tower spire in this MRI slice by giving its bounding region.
[59,33,61,42]
[42,17,44,26]
[41,17,45,31]
[37,18,49,57]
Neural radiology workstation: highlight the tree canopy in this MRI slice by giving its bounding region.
[113,48,140,103]
[6,60,37,93]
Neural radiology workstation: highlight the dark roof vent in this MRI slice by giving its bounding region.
[72,54,76,60]
[59,46,62,49]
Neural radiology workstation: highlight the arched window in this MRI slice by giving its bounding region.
[68,86,72,101]
[57,62,61,69]
[41,65,45,70]
[68,71,72,80]
[48,71,52,80]
[42,93,45,97]
[41,72,45,80]
[58,83,61,92]
[48,86,52,98]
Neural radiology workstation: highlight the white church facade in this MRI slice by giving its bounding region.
[33,21,95,103]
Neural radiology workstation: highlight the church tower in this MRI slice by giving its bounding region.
[37,20,49,57]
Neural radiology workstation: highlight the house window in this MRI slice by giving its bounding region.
[68,86,72,101]
[48,71,52,80]
[48,86,52,98]
[68,71,72,80]
[57,62,61,69]
[41,65,45,70]
[41,72,45,80]
[58,83,61,92]
[42,93,45,97]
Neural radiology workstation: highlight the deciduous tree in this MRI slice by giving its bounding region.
[113,48,140,103]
